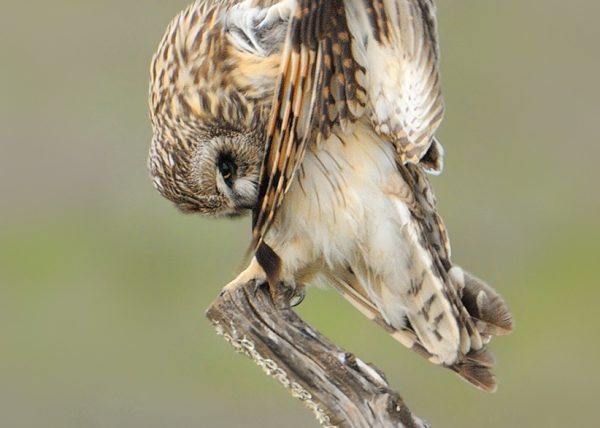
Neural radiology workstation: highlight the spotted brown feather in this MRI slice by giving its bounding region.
[253,0,367,255]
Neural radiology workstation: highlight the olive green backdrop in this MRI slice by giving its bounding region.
[2,1,598,427]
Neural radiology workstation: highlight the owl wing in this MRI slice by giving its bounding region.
[323,164,513,391]
[252,0,368,251]
[352,0,445,165]
[253,0,443,251]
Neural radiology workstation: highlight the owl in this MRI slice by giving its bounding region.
[148,0,513,391]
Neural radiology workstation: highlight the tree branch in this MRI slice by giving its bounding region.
[206,280,430,428]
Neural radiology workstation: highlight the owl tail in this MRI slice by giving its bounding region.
[326,264,513,392]
[450,347,497,391]
[449,267,514,338]
[445,267,514,391]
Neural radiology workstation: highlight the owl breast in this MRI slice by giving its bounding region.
[271,124,416,308]
[275,124,404,251]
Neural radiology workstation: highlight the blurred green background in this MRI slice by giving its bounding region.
[1,1,598,427]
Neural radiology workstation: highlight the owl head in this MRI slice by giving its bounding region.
[149,123,264,217]
[147,1,282,217]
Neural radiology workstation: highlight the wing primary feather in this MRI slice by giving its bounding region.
[254,0,370,249]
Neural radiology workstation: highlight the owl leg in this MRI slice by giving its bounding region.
[222,258,304,307]
[222,258,266,294]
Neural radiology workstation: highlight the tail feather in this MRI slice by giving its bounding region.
[450,267,514,336]
[326,264,512,392]
[466,347,496,368]
[403,269,462,366]
[451,348,498,392]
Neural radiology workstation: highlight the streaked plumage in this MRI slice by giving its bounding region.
[148,0,513,391]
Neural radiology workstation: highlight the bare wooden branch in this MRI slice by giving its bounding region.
[206,280,430,428]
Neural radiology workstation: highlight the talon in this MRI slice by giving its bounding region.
[289,284,306,307]
[266,280,298,309]
[251,278,266,296]
[266,281,284,307]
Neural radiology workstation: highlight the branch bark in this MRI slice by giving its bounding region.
[206,280,430,428]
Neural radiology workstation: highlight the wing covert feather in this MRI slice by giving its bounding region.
[253,0,367,248]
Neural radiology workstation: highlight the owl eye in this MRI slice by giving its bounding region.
[217,156,237,186]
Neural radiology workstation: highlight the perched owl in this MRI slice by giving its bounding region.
[148,0,513,391]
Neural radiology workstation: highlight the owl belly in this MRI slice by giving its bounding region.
[270,125,462,363]
[273,126,414,321]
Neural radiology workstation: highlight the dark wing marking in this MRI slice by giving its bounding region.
[252,0,367,254]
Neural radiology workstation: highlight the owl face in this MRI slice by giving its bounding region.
[149,124,264,217]
[147,0,279,217]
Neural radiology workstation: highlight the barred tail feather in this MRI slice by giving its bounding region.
[449,267,514,337]
[451,348,498,392]
[326,265,510,392]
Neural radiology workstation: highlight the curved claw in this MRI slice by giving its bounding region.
[267,280,304,309]
[251,278,265,296]
[289,284,306,307]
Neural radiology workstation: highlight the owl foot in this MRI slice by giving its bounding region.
[221,258,266,296]
[289,283,306,307]
[268,280,305,309]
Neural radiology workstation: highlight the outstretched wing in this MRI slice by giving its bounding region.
[252,0,444,251]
